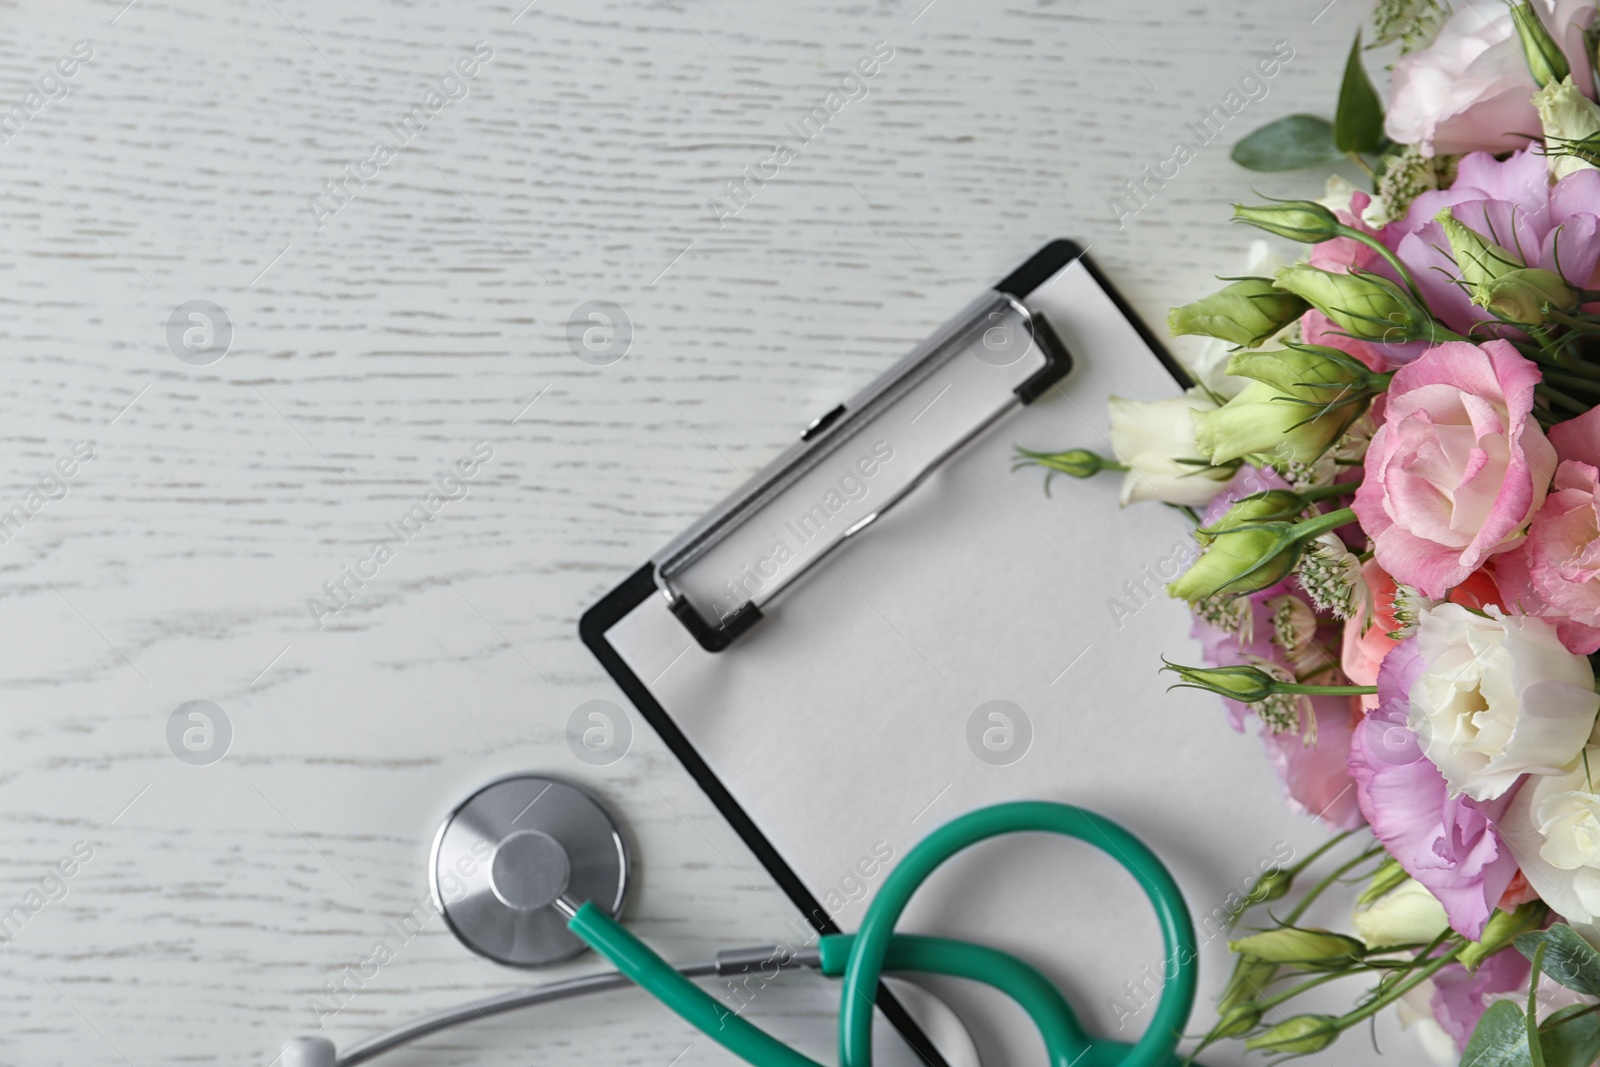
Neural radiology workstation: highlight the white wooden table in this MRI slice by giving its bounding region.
[0,2,1400,1065]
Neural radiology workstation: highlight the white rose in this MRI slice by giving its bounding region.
[1106,389,1230,507]
[1408,604,1599,801]
[1352,878,1450,949]
[1503,748,1600,924]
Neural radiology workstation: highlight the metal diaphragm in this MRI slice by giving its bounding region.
[431,774,629,968]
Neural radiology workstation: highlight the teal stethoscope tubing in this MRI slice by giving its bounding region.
[568,800,1200,1067]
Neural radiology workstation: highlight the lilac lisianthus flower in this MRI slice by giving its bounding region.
[1347,637,1521,939]
[1389,151,1600,340]
[1430,949,1534,1051]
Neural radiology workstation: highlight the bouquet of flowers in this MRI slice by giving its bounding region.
[1018,2,1600,1062]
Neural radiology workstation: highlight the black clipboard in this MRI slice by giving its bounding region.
[580,240,1185,1065]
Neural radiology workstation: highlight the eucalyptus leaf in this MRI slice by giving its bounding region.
[1231,115,1342,172]
[1517,925,1600,998]
[1462,1000,1535,1067]
[1541,1005,1600,1067]
[1334,31,1385,155]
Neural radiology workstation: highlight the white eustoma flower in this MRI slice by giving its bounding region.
[1106,389,1230,507]
[1408,604,1599,801]
[1353,877,1450,949]
[1503,748,1600,925]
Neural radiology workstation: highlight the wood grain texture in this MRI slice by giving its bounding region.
[0,1,1396,1064]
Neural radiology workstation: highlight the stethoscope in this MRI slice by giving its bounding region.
[278,774,1203,1067]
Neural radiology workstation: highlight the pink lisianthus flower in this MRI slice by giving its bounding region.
[1189,468,1364,831]
[1341,559,1403,713]
[1391,151,1600,338]
[1347,638,1520,939]
[1259,697,1364,832]
[1353,339,1557,598]
[1497,407,1600,653]
[1385,1,1596,158]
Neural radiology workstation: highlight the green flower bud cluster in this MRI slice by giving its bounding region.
[1193,345,1386,468]
[1169,277,1309,349]
[1273,264,1441,344]
[1246,1014,1341,1054]
[1168,502,1358,603]
[1511,1,1569,89]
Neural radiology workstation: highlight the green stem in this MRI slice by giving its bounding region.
[1289,507,1357,542]
[1298,481,1362,502]
[1276,683,1378,696]
[1543,1001,1600,1031]
[1536,383,1590,415]
[1332,939,1467,1030]
[1285,830,1357,878]
[1544,307,1600,336]
[1540,367,1600,395]
[1517,339,1600,378]
[1259,969,1362,1011]
[1283,843,1386,926]
[1339,226,1420,304]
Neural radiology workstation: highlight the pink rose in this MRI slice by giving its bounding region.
[1497,407,1600,652]
[1354,340,1557,598]
[1385,2,1596,158]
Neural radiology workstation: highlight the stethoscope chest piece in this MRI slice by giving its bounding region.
[431,774,628,968]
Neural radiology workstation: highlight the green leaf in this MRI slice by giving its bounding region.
[1232,115,1343,172]
[1528,940,1548,1067]
[1541,1005,1600,1067]
[1517,925,1600,998]
[1334,31,1385,155]
[1463,1000,1536,1067]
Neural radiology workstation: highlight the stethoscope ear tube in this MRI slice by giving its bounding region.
[568,800,1202,1067]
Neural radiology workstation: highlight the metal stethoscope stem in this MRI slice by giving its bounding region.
[282,946,823,1067]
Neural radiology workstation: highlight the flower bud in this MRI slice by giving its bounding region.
[1012,446,1111,481]
[1243,866,1295,908]
[1512,1,1570,89]
[1535,76,1600,179]
[1167,521,1302,601]
[1194,347,1378,466]
[1232,200,1345,243]
[1357,856,1408,907]
[1229,926,1365,966]
[1437,210,1519,289]
[1212,1001,1263,1039]
[1474,267,1579,324]
[1459,900,1549,972]
[1273,265,1438,344]
[1227,866,1294,925]
[1196,491,1306,545]
[1245,1014,1341,1054]
[1169,278,1309,349]
[1162,662,1280,702]
[1218,955,1278,1016]
[1352,878,1448,950]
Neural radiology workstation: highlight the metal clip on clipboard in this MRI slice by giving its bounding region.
[653,287,1073,652]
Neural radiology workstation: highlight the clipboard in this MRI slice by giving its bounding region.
[580,242,1318,1066]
